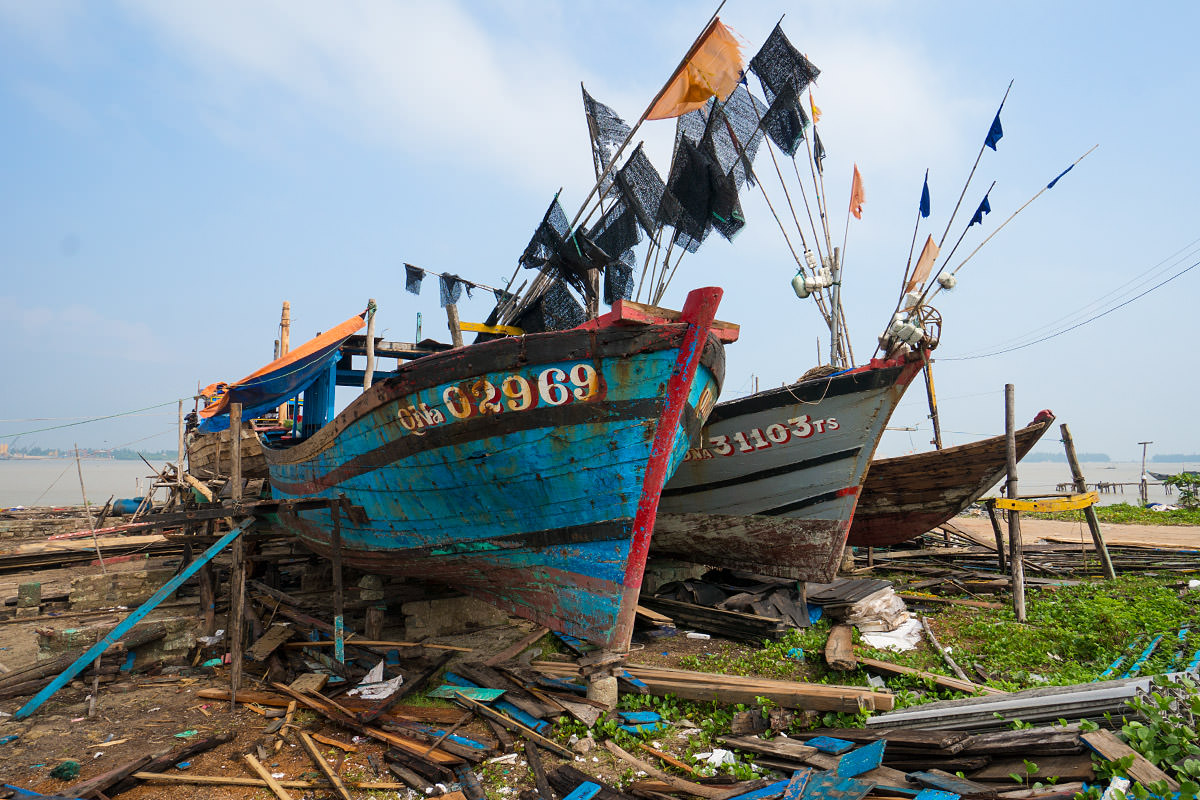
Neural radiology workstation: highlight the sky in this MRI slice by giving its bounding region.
[1,1,1197,462]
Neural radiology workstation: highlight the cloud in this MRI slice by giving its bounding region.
[0,295,168,364]
[116,0,595,188]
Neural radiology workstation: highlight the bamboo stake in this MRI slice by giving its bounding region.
[298,731,353,800]
[73,444,107,574]
[1060,423,1117,580]
[937,80,1013,250]
[243,753,294,800]
[362,298,376,390]
[1005,385,1026,622]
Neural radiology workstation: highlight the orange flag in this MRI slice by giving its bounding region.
[906,235,940,292]
[809,90,822,123]
[849,164,865,220]
[647,19,744,120]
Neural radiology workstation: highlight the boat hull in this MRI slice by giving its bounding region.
[654,356,921,580]
[186,426,269,480]
[264,323,725,649]
[848,412,1055,547]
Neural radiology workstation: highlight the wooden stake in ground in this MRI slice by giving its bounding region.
[446,303,464,348]
[73,444,107,574]
[298,731,353,800]
[1005,384,1026,622]
[1060,423,1117,580]
[242,753,294,800]
[229,402,246,708]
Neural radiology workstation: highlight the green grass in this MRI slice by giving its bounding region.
[1027,502,1200,525]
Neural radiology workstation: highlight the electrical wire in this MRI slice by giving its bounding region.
[942,256,1200,361]
[1,399,185,439]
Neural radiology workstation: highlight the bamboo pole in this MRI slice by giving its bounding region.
[1005,385,1026,622]
[277,302,291,422]
[73,444,107,574]
[229,402,245,709]
[937,81,1013,251]
[362,298,376,390]
[1061,423,1117,580]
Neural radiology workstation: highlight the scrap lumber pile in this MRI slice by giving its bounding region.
[643,569,816,642]
[872,527,1200,577]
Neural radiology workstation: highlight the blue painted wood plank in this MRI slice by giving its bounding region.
[807,736,855,755]
[427,686,506,701]
[15,520,251,720]
[617,711,661,724]
[782,769,813,800]
[1121,635,1162,678]
[562,782,602,800]
[913,790,960,800]
[723,778,789,799]
[800,771,875,800]
[836,739,886,778]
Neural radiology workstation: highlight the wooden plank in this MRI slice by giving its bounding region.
[524,739,555,800]
[971,755,1095,784]
[15,520,252,720]
[454,693,573,760]
[604,740,728,799]
[246,623,294,662]
[825,624,856,671]
[897,594,1003,610]
[299,731,353,800]
[311,733,356,752]
[639,742,697,775]
[802,751,909,789]
[459,321,525,336]
[132,772,409,790]
[1081,729,1179,791]
[289,673,328,694]
[484,627,550,666]
[907,769,996,797]
[858,656,1003,696]
[243,752,294,800]
[282,640,472,652]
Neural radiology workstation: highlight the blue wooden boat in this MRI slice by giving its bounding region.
[262,288,729,649]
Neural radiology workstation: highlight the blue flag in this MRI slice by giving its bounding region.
[919,173,931,218]
[969,193,991,227]
[1047,164,1074,189]
[984,111,1003,150]
[813,130,826,174]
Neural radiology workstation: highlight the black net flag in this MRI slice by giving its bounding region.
[750,23,821,104]
[438,273,466,307]
[707,85,768,188]
[519,196,605,302]
[404,263,425,295]
[761,81,809,156]
[614,144,673,238]
[515,279,588,333]
[604,250,635,305]
[582,86,632,199]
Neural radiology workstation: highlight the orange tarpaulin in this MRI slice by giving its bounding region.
[198,313,365,422]
[849,164,865,220]
[647,19,744,121]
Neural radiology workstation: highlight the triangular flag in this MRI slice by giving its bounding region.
[849,164,865,220]
[647,19,744,120]
[969,193,991,227]
[984,111,1003,150]
[919,172,931,219]
[813,130,826,174]
[809,89,822,124]
[1047,164,1074,189]
[907,235,940,292]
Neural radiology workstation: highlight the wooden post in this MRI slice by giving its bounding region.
[1061,424,1117,580]
[922,351,943,450]
[74,444,107,574]
[363,298,377,390]
[445,303,464,348]
[1138,440,1152,505]
[985,500,1006,573]
[1005,385,1026,622]
[278,301,291,422]
[331,500,345,665]
[176,399,185,489]
[229,402,246,709]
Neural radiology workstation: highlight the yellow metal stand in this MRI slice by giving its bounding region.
[992,491,1098,513]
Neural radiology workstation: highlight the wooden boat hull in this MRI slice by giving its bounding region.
[653,355,923,580]
[847,411,1056,547]
[264,317,725,650]
[186,426,269,480]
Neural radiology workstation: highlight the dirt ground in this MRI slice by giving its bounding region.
[951,515,1200,549]
[0,597,780,799]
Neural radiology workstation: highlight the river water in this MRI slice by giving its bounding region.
[2,456,1194,510]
